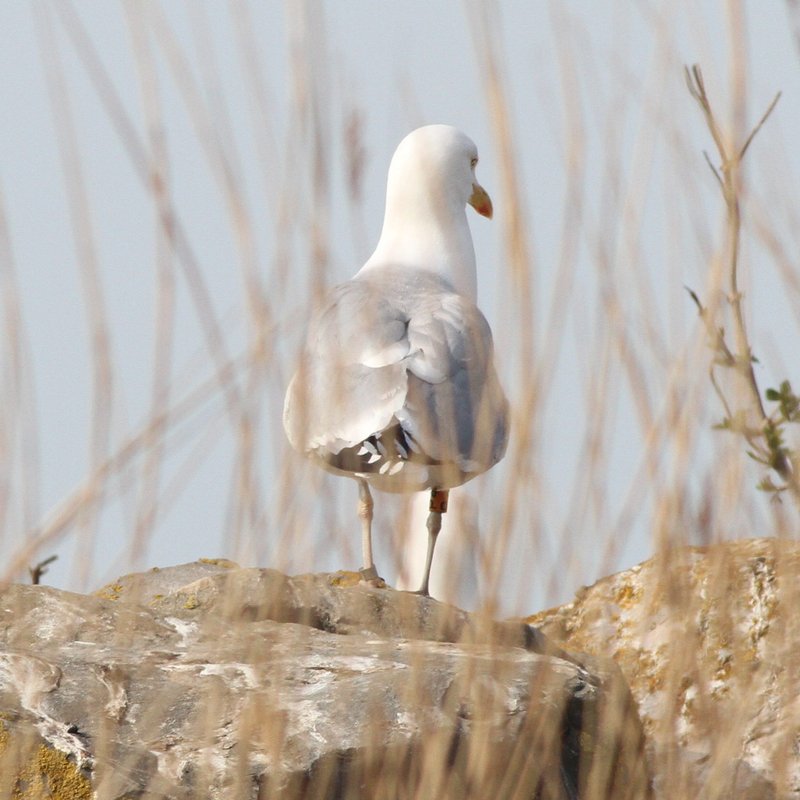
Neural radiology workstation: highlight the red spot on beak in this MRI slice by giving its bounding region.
[468,184,493,219]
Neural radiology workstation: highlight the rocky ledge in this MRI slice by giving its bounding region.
[530,538,800,799]
[0,561,648,799]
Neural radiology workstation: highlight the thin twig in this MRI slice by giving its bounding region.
[702,151,724,189]
[739,91,781,161]
[686,64,798,500]
[29,555,58,586]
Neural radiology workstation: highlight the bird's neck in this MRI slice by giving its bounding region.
[359,201,478,301]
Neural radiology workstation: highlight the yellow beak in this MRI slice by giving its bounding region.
[468,183,493,219]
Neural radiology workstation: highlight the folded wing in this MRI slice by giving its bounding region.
[284,268,508,491]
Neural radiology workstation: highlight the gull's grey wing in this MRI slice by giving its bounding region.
[283,276,411,456]
[399,288,508,479]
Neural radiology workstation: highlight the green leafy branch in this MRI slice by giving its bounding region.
[684,65,799,503]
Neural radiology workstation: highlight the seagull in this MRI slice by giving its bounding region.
[283,124,508,596]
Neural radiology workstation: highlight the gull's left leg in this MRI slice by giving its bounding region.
[417,489,449,597]
[357,479,380,583]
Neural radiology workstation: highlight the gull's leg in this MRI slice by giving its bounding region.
[357,479,379,582]
[417,489,449,597]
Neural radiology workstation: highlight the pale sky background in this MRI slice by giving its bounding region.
[3,2,800,615]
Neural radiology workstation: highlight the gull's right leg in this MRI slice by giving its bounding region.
[357,479,380,583]
[416,489,449,597]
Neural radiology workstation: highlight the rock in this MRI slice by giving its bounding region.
[0,561,650,799]
[528,538,800,799]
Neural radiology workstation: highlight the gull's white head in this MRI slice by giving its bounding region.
[362,125,492,300]
[386,124,493,220]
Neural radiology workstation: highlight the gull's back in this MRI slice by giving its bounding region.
[283,265,508,493]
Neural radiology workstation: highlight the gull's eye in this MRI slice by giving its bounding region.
[470,157,478,168]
